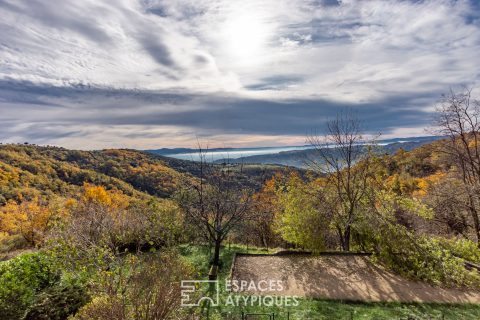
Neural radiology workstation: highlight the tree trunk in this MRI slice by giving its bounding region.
[212,238,222,267]
[467,193,480,247]
[337,226,344,250]
[342,225,351,252]
[262,234,268,250]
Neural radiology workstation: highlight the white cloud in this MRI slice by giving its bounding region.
[0,0,238,91]
[0,0,479,147]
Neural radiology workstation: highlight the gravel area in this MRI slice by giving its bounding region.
[231,254,480,303]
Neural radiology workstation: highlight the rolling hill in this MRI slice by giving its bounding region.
[0,144,305,205]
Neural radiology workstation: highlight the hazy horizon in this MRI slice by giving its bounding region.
[147,135,443,161]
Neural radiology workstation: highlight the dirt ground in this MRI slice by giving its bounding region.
[0,248,36,261]
[230,254,480,303]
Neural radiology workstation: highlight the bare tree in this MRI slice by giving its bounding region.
[435,87,480,245]
[308,112,375,251]
[424,176,470,237]
[176,146,253,276]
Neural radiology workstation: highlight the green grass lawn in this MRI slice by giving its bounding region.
[178,244,480,320]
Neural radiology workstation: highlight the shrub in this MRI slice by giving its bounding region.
[371,224,480,288]
[69,296,125,320]
[23,283,89,320]
[0,252,89,320]
[355,190,480,288]
[0,252,60,319]
[0,233,30,256]
[54,185,184,258]
[73,251,193,320]
[434,237,480,263]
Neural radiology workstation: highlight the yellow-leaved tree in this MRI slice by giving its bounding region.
[274,173,330,252]
[0,198,56,246]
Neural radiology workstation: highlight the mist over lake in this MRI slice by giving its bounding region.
[165,146,314,161]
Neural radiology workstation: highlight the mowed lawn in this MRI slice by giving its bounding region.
[178,245,480,320]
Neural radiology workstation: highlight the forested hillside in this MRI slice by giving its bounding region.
[0,144,298,205]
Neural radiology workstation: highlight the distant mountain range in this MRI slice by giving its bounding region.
[146,136,445,168]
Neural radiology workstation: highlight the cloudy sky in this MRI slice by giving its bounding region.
[0,0,479,149]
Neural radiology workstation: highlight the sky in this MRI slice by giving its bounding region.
[0,0,479,149]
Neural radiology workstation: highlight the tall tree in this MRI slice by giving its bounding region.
[176,147,253,275]
[274,173,331,251]
[435,87,480,245]
[308,112,375,251]
[247,174,284,249]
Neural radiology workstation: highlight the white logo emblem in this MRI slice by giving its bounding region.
[180,280,220,307]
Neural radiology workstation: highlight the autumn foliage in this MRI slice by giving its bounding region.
[0,198,63,246]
